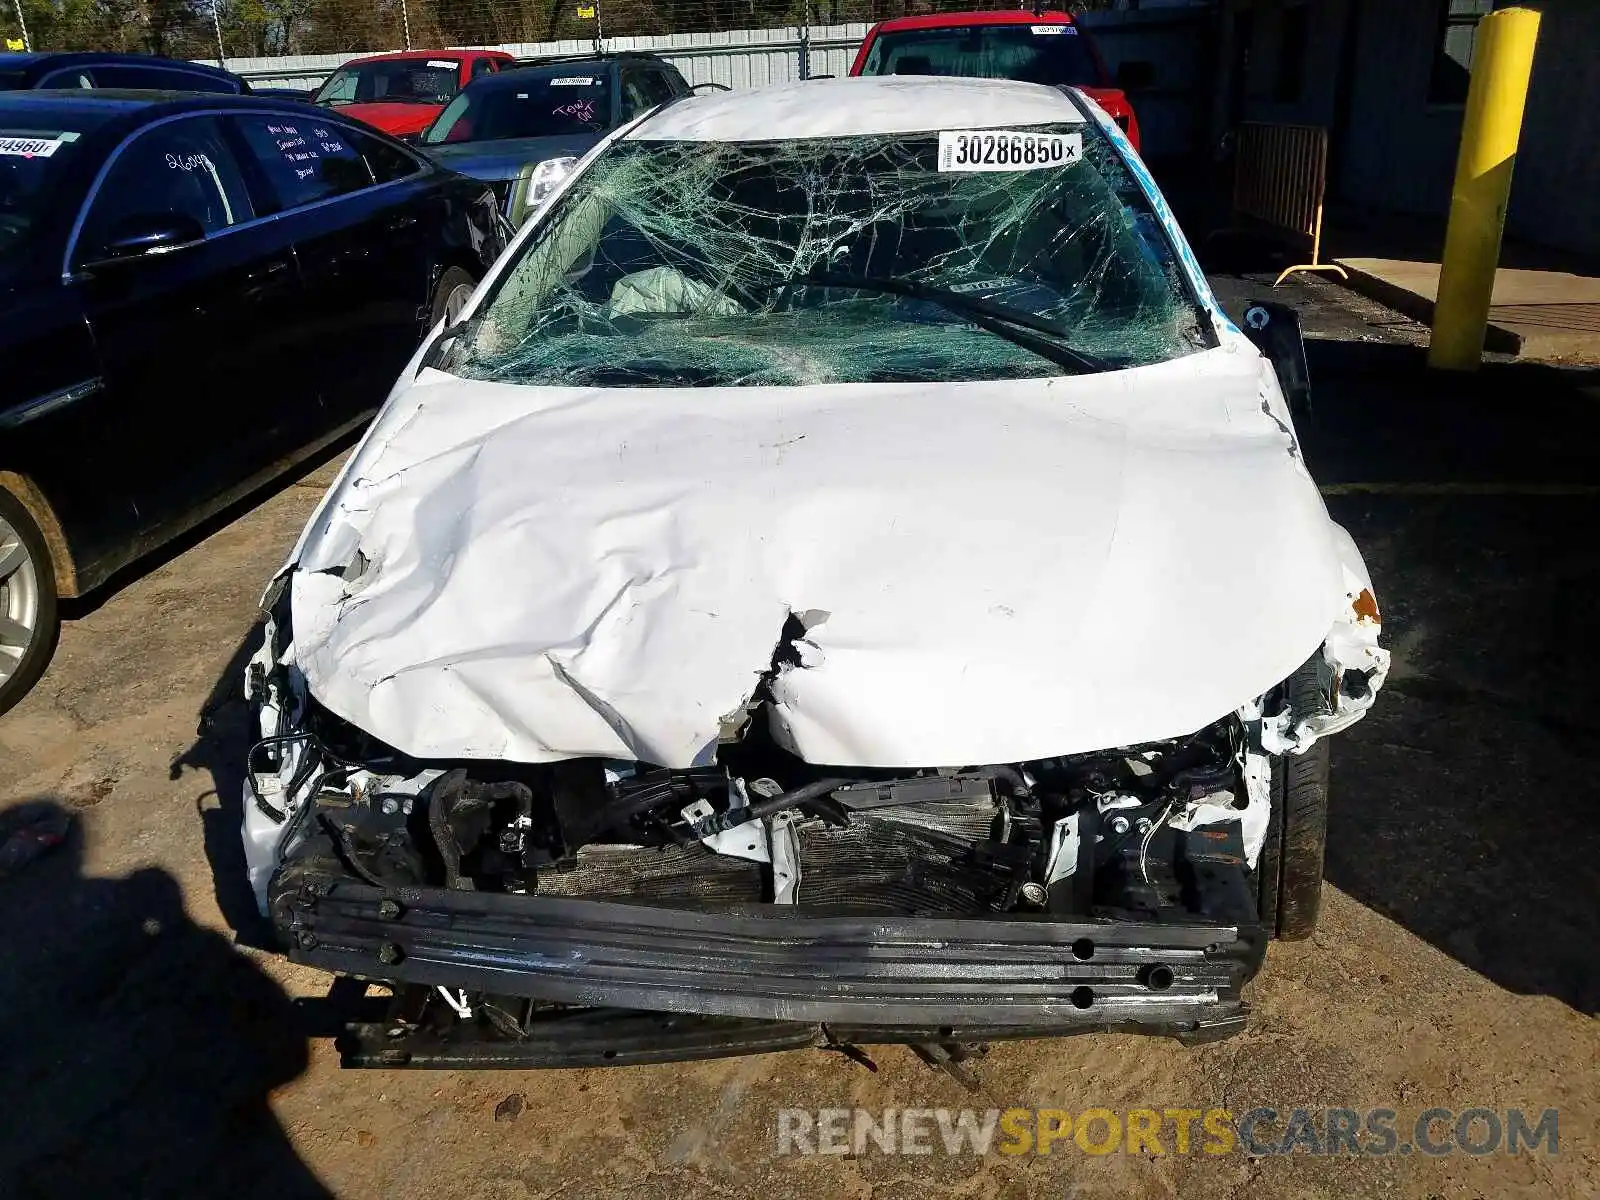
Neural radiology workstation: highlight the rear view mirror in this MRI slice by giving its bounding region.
[1243,301,1312,423]
[84,213,205,268]
[1115,60,1156,91]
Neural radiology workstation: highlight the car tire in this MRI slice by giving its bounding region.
[1256,732,1331,941]
[430,267,477,328]
[0,487,60,717]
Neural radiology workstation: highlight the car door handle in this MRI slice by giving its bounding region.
[248,259,291,282]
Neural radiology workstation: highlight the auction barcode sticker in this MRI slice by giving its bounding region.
[0,135,63,158]
[938,129,1082,172]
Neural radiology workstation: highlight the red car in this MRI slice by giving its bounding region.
[850,10,1142,153]
[312,49,515,139]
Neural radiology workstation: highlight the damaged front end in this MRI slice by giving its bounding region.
[242,570,1385,1070]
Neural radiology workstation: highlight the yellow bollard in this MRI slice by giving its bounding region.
[1429,6,1542,371]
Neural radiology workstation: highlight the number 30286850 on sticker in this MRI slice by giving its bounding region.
[937,129,1083,173]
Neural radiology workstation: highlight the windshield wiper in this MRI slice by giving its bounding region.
[421,314,484,372]
[802,269,1109,375]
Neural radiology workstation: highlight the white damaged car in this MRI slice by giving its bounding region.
[243,76,1387,1068]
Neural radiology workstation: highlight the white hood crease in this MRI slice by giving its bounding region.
[289,338,1372,768]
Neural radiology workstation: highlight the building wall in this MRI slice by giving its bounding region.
[1338,0,1465,218]
[1224,0,1598,258]
[1508,0,1600,257]
[1228,0,1350,129]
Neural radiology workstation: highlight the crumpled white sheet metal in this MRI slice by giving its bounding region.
[287,336,1370,769]
[633,76,1086,144]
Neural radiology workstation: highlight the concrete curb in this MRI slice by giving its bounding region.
[1333,259,1525,356]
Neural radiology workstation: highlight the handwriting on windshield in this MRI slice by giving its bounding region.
[555,100,596,123]
[263,121,346,181]
[166,152,215,172]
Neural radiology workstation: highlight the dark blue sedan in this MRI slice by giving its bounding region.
[418,53,690,225]
[0,89,505,712]
[0,50,250,93]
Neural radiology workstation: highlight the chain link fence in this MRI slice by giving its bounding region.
[1,0,1126,63]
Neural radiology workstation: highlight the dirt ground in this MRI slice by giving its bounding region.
[1,276,1596,1199]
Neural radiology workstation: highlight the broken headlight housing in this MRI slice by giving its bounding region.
[508,155,577,228]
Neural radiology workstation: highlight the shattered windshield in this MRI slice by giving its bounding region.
[451,122,1211,388]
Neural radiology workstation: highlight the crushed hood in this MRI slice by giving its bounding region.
[289,340,1353,768]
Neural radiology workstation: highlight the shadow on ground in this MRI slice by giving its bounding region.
[1325,486,1600,1015]
[1268,319,1600,1014]
[0,800,331,1198]
[171,630,273,947]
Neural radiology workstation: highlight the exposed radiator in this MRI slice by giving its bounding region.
[536,841,763,908]
[792,800,1016,916]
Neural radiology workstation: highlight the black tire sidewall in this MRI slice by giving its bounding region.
[1259,736,1332,940]
[0,488,60,716]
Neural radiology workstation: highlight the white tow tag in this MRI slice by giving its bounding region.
[937,129,1082,172]
[0,135,62,158]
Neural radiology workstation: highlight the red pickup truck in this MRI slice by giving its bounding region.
[313,49,515,139]
[849,10,1143,153]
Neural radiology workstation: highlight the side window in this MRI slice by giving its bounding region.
[470,57,497,79]
[90,64,237,92]
[661,66,690,97]
[38,68,94,89]
[74,116,253,263]
[230,113,375,210]
[637,67,676,107]
[347,126,422,184]
[620,68,652,120]
[318,71,357,104]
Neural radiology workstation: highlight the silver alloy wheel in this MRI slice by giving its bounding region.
[0,513,40,686]
[443,282,474,323]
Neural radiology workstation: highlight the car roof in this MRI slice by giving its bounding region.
[0,88,153,141]
[0,50,239,79]
[0,88,352,138]
[0,87,164,114]
[632,75,1083,142]
[475,59,620,87]
[870,10,1081,32]
[10,88,311,112]
[341,49,504,65]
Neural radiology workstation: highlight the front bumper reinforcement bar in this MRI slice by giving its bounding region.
[275,874,1263,1038]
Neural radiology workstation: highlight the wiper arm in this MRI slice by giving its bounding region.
[421,314,484,372]
[803,269,1109,375]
